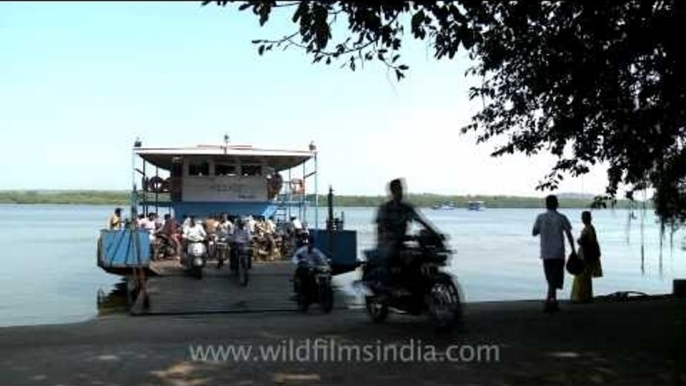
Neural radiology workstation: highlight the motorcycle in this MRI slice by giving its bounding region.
[183,238,207,279]
[252,232,278,262]
[294,262,334,313]
[215,234,230,269]
[207,233,218,260]
[280,228,309,258]
[229,242,252,286]
[152,233,177,261]
[359,229,463,330]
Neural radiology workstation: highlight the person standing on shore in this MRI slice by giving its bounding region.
[571,211,603,303]
[532,195,576,312]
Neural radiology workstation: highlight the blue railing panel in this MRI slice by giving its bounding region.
[310,229,358,269]
[98,229,151,268]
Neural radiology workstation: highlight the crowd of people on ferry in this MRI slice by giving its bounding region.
[107,208,308,262]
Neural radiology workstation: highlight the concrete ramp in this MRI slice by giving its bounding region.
[131,261,353,315]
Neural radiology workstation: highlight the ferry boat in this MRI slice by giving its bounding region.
[97,137,358,277]
[467,201,486,211]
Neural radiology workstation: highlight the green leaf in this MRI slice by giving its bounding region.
[292,3,308,23]
[411,10,425,31]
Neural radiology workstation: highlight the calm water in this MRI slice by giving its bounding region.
[1,204,685,327]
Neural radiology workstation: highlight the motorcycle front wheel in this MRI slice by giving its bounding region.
[319,281,334,314]
[427,273,462,331]
[296,287,309,313]
[238,254,249,286]
[365,296,389,323]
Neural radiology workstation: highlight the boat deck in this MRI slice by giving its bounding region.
[130,260,356,315]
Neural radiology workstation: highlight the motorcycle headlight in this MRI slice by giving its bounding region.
[190,243,206,256]
[193,257,204,267]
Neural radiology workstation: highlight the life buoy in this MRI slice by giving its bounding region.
[148,176,166,193]
[290,178,305,194]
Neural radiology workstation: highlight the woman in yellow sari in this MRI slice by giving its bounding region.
[571,211,603,303]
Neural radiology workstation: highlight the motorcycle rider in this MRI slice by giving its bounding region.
[291,234,328,268]
[373,178,439,292]
[291,234,329,296]
[182,216,207,255]
[229,217,252,269]
[160,213,181,258]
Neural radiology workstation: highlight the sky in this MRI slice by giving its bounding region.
[0,2,611,197]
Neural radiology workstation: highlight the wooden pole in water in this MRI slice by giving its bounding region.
[327,186,334,259]
[302,159,307,226]
[155,166,159,215]
[314,151,319,229]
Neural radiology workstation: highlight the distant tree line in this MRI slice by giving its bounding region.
[0,190,641,209]
[319,193,639,209]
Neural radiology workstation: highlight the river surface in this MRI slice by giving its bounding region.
[1,204,685,327]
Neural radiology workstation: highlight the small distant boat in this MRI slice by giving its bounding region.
[467,201,486,211]
[432,202,456,210]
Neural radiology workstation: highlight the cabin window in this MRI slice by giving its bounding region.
[241,165,262,176]
[188,160,210,177]
[215,163,237,177]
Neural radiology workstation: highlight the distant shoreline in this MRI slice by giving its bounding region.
[0,190,644,209]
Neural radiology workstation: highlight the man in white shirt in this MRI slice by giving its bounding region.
[217,213,234,237]
[532,195,576,312]
[265,216,277,234]
[245,215,257,234]
[181,215,191,234]
[183,216,207,243]
[140,213,159,243]
[290,216,303,231]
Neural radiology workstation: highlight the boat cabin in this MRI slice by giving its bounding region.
[133,143,317,221]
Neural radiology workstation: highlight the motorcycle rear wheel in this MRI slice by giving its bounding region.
[319,282,334,314]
